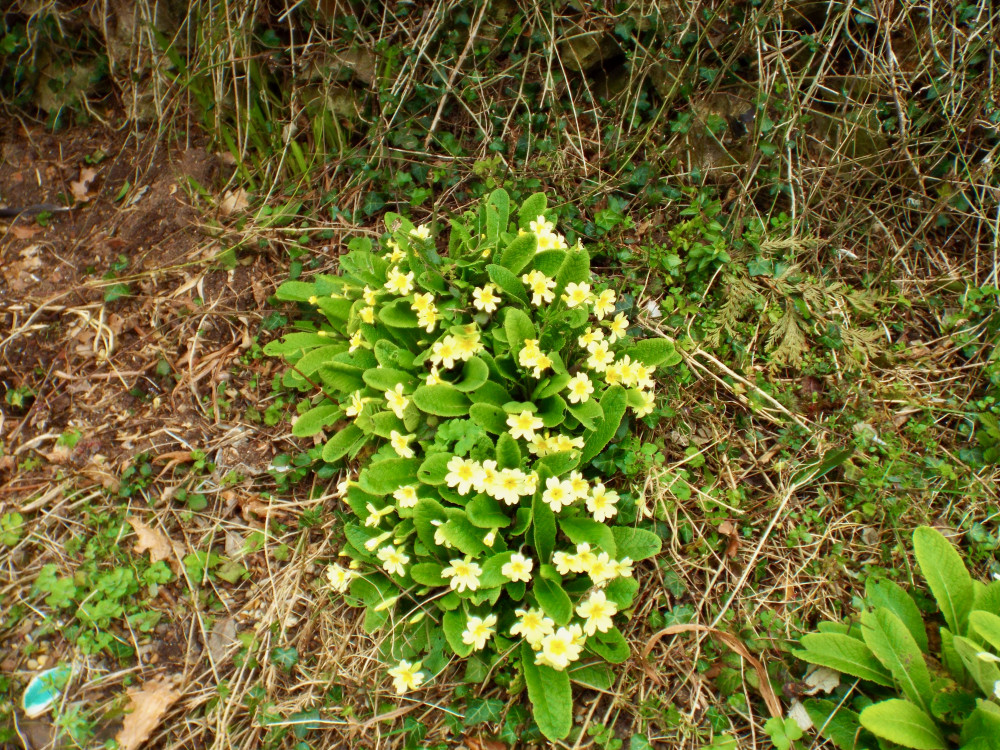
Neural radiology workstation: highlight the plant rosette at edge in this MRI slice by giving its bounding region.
[265,189,680,741]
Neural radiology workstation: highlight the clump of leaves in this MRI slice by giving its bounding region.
[797,526,1000,750]
[265,189,679,740]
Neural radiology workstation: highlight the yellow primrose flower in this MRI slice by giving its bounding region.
[587,482,620,522]
[632,389,656,417]
[507,410,544,441]
[604,361,624,385]
[553,550,576,576]
[359,306,376,324]
[519,470,539,496]
[529,215,555,236]
[586,341,613,371]
[384,383,409,419]
[472,284,500,313]
[608,312,629,343]
[385,267,415,295]
[425,366,444,385]
[501,553,534,583]
[387,660,425,694]
[462,614,497,651]
[592,288,617,320]
[389,430,416,458]
[552,434,585,453]
[445,456,484,496]
[542,476,575,512]
[365,530,392,551]
[511,608,555,647]
[616,355,638,387]
[537,231,568,251]
[571,543,597,573]
[518,340,541,369]
[578,326,604,348]
[325,563,354,593]
[634,363,656,390]
[363,285,378,305]
[442,557,483,593]
[536,627,584,670]
[565,372,594,404]
[454,331,483,360]
[430,336,458,369]
[589,551,619,586]
[562,282,592,308]
[476,459,500,496]
[376,545,409,576]
[393,484,419,508]
[493,468,526,505]
[364,502,395,528]
[521,270,556,306]
[410,224,431,240]
[614,557,634,578]
[577,590,618,636]
[530,353,552,379]
[567,470,589,500]
[417,305,439,333]
[345,390,370,418]
[349,330,364,352]
[308,295,319,305]
[412,292,435,313]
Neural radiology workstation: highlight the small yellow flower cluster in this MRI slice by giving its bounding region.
[411,292,439,332]
[526,431,585,457]
[430,327,485,369]
[521,270,556,306]
[472,283,500,313]
[528,214,568,251]
[518,339,553,378]
[444,456,539,505]
[387,659,424,694]
[385,266,414,295]
[553,543,633,586]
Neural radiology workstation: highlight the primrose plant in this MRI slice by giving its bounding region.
[265,190,678,740]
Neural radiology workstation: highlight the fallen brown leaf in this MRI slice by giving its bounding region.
[11,225,42,239]
[128,517,183,573]
[219,188,249,215]
[718,520,739,558]
[70,167,98,203]
[642,624,782,719]
[116,680,180,750]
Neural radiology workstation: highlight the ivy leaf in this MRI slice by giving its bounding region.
[270,647,299,671]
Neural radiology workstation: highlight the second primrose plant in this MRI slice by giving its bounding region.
[265,190,677,740]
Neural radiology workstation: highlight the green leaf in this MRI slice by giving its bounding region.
[486,264,529,306]
[292,404,342,437]
[553,247,590,297]
[369,411,405,438]
[499,233,538,274]
[804,698,870,750]
[532,490,556,562]
[504,308,536,351]
[860,609,933,713]
[560,517,615,555]
[444,609,474,657]
[517,193,547,230]
[913,526,973,636]
[378,298,421,328]
[470,403,508,434]
[321,424,364,462]
[521,641,571,741]
[453,357,489,392]
[469,380,512,406]
[795,633,894,686]
[533,451,580,477]
[485,189,509,240]
[532,249,566,277]
[605,576,639,609]
[496,432,521,470]
[566,398,603,431]
[568,663,614,690]
[480,551,516,588]
[535,373,572,400]
[621,337,682,367]
[362,367,415,392]
[537,394,566,428]
[359,458,421,495]
[418,453,453,485]
[413,498,448,552]
[580,385,627,464]
[859,700,947,750]
[533,578,572,625]
[411,562,446,586]
[263,331,332,357]
[970,611,1000,654]
[953,635,1000,696]
[466,496,510,528]
[588,627,629,663]
[440,512,488,556]
[273,280,315,301]
[866,579,929,653]
[611,527,660,561]
[791,447,854,486]
[412,385,471,417]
